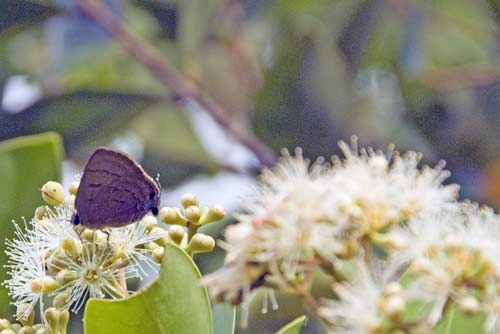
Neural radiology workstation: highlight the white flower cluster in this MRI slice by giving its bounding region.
[3,181,168,332]
[203,138,460,307]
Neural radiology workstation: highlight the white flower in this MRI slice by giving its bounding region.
[53,242,141,313]
[329,137,459,233]
[108,217,167,276]
[4,219,47,319]
[319,261,403,334]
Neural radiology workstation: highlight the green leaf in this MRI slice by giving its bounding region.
[84,243,213,334]
[0,91,158,150]
[0,132,63,317]
[434,305,485,334]
[212,303,236,334]
[277,315,307,334]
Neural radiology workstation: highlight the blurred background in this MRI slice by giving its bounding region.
[0,0,499,332]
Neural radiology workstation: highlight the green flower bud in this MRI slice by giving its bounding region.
[159,207,186,226]
[168,226,185,245]
[34,206,48,220]
[31,276,61,294]
[41,181,65,206]
[53,291,71,309]
[459,296,480,315]
[199,206,225,225]
[16,303,35,326]
[56,270,78,285]
[185,233,215,254]
[59,310,69,334]
[44,308,60,334]
[185,206,201,223]
[0,319,11,331]
[68,182,79,196]
[181,193,199,208]
[152,247,165,264]
[11,324,21,332]
[60,237,82,257]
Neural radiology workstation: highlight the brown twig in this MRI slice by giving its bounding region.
[77,0,276,168]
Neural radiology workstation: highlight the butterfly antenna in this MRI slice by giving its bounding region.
[155,173,162,189]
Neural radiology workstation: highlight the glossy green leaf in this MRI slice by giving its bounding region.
[0,132,63,317]
[84,243,213,334]
[212,303,236,334]
[277,315,307,334]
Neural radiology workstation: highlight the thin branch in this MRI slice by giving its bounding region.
[77,0,276,168]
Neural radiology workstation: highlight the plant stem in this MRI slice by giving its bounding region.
[77,0,276,168]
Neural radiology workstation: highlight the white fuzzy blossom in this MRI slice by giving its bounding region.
[3,190,167,317]
[204,139,459,306]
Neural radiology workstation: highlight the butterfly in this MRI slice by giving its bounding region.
[72,147,160,228]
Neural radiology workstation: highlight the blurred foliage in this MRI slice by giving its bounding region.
[0,0,499,333]
[0,132,63,316]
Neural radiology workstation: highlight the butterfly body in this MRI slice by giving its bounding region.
[73,147,160,229]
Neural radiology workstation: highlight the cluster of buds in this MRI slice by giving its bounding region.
[159,193,224,256]
[4,180,224,331]
[0,302,69,334]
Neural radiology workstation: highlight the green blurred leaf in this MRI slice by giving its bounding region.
[434,305,485,334]
[276,315,307,334]
[0,91,159,150]
[213,303,236,334]
[0,132,63,317]
[84,243,213,334]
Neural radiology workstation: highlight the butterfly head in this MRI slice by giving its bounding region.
[144,190,160,216]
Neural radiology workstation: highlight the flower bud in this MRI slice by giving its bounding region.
[168,226,185,245]
[56,270,78,285]
[185,206,201,223]
[53,291,70,309]
[186,234,215,254]
[0,319,11,331]
[94,230,108,248]
[31,276,61,294]
[44,308,60,334]
[16,303,35,326]
[68,182,79,196]
[80,229,93,242]
[381,295,405,318]
[11,324,21,332]
[59,310,69,334]
[19,327,36,334]
[181,193,199,208]
[384,282,403,297]
[152,247,165,264]
[199,206,225,225]
[0,329,16,334]
[41,181,65,206]
[142,215,158,231]
[150,227,169,246]
[459,296,480,315]
[34,206,48,220]
[145,242,161,251]
[60,237,82,257]
[159,207,186,226]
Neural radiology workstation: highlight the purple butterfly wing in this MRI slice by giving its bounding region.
[75,147,160,228]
